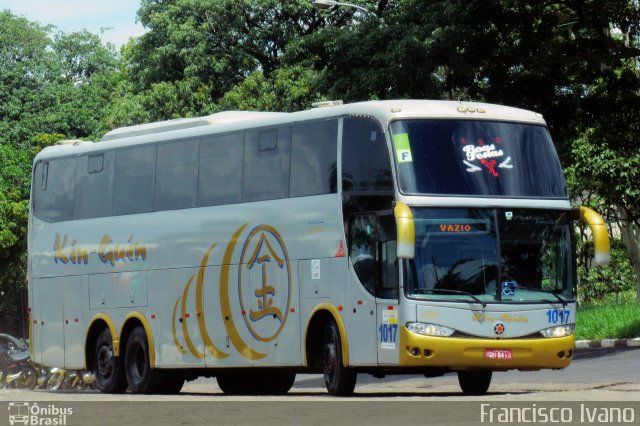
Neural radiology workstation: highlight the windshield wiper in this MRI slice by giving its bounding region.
[413,288,487,307]
[509,285,568,307]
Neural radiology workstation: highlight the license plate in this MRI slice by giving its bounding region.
[484,349,512,360]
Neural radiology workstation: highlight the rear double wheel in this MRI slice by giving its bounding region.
[93,328,127,393]
[216,371,296,395]
[124,326,165,394]
[161,374,185,394]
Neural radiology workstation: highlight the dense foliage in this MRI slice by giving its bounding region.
[0,1,639,336]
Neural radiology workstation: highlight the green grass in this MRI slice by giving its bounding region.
[576,299,640,340]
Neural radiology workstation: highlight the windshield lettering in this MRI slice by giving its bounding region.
[462,144,504,162]
[391,120,567,198]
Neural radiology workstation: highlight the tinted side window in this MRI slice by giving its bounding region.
[350,214,376,295]
[290,120,338,197]
[243,127,291,202]
[33,158,76,222]
[198,133,243,207]
[113,145,156,215]
[75,152,115,219]
[342,117,393,192]
[155,139,199,211]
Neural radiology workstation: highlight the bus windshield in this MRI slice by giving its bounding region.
[406,208,575,303]
[390,120,567,198]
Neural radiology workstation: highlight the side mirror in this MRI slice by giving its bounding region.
[574,206,610,266]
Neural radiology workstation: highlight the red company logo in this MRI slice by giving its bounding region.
[493,322,506,335]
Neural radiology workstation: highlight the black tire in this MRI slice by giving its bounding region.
[93,328,127,393]
[257,371,296,395]
[216,371,296,395]
[216,373,245,395]
[160,374,185,394]
[458,370,492,395]
[322,321,357,396]
[124,326,164,394]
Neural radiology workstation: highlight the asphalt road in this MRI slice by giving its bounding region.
[1,347,639,425]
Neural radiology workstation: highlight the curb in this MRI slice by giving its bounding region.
[575,337,640,350]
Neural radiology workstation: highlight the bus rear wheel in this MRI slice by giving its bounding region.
[93,328,127,393]
[124,326,164,394]
[216,372,296,395]
[160,374,185,394]
[458,370,492,395]
[322,321,356,396]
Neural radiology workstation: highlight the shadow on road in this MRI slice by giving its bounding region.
[177,390,531,398]
[574,346,640,361]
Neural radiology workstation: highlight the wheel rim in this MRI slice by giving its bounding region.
[322,328,338,386]
[96,344,114,378]
[323,343,337,377]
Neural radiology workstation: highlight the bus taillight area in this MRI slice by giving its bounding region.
[398,326,575,370]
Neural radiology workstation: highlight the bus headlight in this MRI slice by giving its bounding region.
[406,322,455,337]
[540,325,575,338]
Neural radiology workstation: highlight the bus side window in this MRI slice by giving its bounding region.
[243,127,291,202]
[113,145,156,215]
[155,139,198,211]
[75,152,115,219]
[377,215,399,299]
[342,117,392,192]
[32,162,46,216]
[198,133,244,207]
[41,162,48,191]
[349,214,377,295]
[290,120,338,197]
[34,158,76,222]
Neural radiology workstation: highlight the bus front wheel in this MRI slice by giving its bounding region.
[457,370,492,395]
[124,326,164,393]
[322,321,356,396]
[93,328,127,393]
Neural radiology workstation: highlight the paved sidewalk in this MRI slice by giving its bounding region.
[575,337,640,349]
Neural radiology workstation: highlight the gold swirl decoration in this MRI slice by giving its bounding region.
[172,223,291,361]
[172,243,228,359]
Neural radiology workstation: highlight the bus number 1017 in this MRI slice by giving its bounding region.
[546,309,571,324]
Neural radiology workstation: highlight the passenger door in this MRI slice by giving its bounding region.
[374,215,400,365]
[348,214,400,365]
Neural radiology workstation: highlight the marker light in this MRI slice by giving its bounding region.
[406,322,455,337]
[540,325,575,338]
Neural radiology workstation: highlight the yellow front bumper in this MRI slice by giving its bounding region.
[399,326,574,370]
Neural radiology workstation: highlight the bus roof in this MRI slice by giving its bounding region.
[101,111,289,141]
[34,100,546,161]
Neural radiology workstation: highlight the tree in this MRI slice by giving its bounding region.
[0,143,30,336]
[310,0,640,158]
[220,65,319,112]
[115,0,328,119]
[0,10,120,336]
